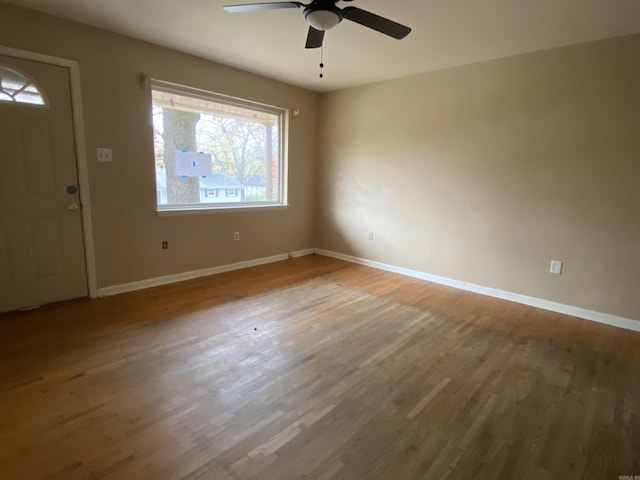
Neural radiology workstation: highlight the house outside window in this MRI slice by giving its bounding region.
[151,81,287,212]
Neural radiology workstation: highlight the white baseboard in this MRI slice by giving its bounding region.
[96,249,315,298]
[94,246,639,333]
[314,249,640,333]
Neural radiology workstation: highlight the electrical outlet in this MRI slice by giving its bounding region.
[368,232,374,241]
[234,232,240,241]
[162,240,168,250]
[96,147,112,162]
[550,260,562,275]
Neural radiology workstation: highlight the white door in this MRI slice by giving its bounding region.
[0,55,87,312]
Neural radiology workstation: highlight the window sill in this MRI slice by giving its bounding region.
[155,204,289,216]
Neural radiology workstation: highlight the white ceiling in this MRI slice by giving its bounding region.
[6,0,640,92]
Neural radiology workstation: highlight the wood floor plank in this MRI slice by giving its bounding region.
[0,254,638,479]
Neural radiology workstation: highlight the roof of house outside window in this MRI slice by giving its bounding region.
[200,173,244,189]
[156,170,248,190]
[244,174,266,187]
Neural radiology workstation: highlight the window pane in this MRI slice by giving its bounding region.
[152,87,284,210]
[0,66,47,106]
[14,89,46,105]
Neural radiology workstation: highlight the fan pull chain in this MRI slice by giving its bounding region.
[319,44,324,78]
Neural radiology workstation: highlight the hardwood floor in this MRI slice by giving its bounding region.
[0,254,638,479]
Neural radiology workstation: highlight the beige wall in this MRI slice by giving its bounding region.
[0,3,318,289]
[317,34,640,320]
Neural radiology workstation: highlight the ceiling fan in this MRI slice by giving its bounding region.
[223,0,412,49]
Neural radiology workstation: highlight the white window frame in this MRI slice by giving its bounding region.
[151,79,289,215]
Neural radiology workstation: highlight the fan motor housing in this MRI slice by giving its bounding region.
[304,1,344,31]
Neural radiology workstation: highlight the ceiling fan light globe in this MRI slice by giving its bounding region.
[305,9,341,31]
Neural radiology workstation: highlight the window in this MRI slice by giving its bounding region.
[151,81,287,212]
[0,66,47,106]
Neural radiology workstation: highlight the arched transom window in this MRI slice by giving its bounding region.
[0,66,47,106]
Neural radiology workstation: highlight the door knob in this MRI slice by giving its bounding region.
[67,203,79,211]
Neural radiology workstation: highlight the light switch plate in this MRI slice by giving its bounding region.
[97,147,112,162]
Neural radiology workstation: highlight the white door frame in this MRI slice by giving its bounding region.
[0,45,98,298]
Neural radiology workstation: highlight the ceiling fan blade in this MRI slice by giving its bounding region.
[223,2,303,13]
[305,26,325,49]
[342,6,411,39]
